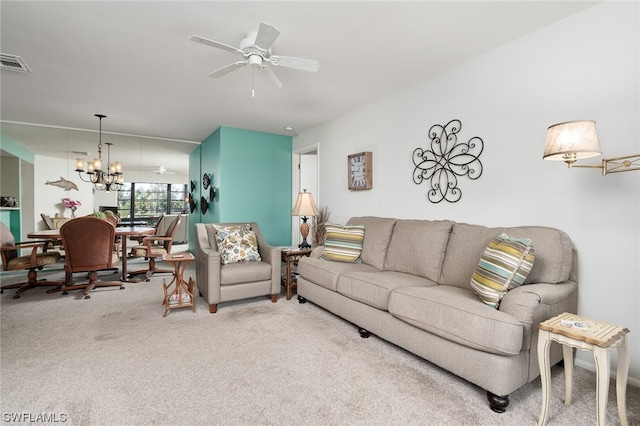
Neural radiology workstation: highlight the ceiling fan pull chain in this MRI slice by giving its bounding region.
[252,66,256,98]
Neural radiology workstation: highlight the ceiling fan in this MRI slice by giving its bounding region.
[189,23,320,91]
[154,166,176,175]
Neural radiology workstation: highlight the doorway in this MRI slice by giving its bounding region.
[292,144,319,247]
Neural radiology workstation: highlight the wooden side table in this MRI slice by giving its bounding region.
[281,248,312,300]
[162,252,196,317]
[537,312,630,426]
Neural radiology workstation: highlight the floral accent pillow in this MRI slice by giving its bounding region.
[214,224,262,265]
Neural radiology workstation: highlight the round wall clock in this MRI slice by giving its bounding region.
[347,151,373,190]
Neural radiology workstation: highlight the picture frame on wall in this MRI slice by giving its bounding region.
[347,151,373,190]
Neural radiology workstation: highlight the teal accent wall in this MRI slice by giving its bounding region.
[188,144,202,253]
[0,134,34,238]
[0,135,35,163]
[191,126,292,247]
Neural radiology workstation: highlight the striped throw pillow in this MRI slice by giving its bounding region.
[320,224,365,263]
[470,233,535,309]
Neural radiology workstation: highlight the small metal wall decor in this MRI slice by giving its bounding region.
[188,193,196,214]
[412,119,483,203]
[200,196,209,215]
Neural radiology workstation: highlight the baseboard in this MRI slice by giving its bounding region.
[575,358,640,388]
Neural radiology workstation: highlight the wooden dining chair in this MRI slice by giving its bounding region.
[128,215,181,281]
[130,214,164,246]
[40,213,63,248]
[51,216,124,299]
[0,221,62,298]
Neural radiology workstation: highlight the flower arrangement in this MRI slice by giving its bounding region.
[62,197,81,216]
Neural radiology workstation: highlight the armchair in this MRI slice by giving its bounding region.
[52,216,123,299]
[194,222,280,313]
[128,215,181,281]
[0,221,62,298]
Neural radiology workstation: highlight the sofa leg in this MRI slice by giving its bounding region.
[209,304,217,314]
[487,392,509,413]
[358,327,371,338]
[297,296,307,304]
[271,294,278,303]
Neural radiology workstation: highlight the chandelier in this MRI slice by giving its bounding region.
[74,114,124,192]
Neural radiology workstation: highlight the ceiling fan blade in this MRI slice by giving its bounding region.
[189,35,244,55]
[269,55,320,72]
[208,61,247,78]
[259,65,283,89]
[254,23,280,52]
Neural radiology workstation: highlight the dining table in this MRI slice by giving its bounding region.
[28,226,156,283]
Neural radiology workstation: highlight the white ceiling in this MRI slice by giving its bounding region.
[0,1,598,176]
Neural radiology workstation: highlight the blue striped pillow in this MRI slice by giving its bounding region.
[320,224,365,263]
[470,233,535,309]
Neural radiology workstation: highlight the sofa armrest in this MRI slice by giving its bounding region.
[194,223,222,305]
[310,246,323,258]
[499,281,578,325]
[251,223,281,295]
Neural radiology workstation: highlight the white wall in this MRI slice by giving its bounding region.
[294,2,640,383]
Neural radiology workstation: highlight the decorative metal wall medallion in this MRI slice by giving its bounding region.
[412,119,483,203]
[188,193,196,214]
[200,196,209,215]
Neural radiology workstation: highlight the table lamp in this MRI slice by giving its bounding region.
[291,189,319,249]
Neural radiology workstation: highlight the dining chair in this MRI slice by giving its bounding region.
[52,216,124,299]
[128,215,181,281]
[0,221,62,298]
[40,213,63,248]
[130,214,164,246]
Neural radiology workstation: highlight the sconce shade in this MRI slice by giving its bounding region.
[543,120,602,162]
[291,190,319,217]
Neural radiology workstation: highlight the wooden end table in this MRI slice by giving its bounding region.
[537,312,630,426]
[162,252,196,317]
[281,248,312,300]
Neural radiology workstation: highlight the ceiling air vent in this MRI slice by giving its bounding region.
[0,54,31,73]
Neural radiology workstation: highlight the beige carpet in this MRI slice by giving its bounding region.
[1,259,638,426]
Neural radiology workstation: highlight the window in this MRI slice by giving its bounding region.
[117,182,187,220]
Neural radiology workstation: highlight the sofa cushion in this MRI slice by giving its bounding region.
[346,216,397,269]
[320,224,365,263]
[297,257,377,292]
[336,271,438,311]
[383,219,453,281]
[214,224,261,264]
[440,223,573,289]
[388,286,523,355]
[470,233,535,308]
[220,260,272,285]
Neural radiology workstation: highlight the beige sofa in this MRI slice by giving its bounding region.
[297,216,578,413]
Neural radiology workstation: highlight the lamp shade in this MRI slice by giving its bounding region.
[291,190,319,217]
[543,120,602,161]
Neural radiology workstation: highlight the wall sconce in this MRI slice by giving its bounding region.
[291,189,319,249]
[543,120,640,175]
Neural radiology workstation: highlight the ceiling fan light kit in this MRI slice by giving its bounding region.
[189,22,319,96]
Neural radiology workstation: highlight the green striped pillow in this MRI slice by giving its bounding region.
[470,233,535,309]
[320,224,365,263]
